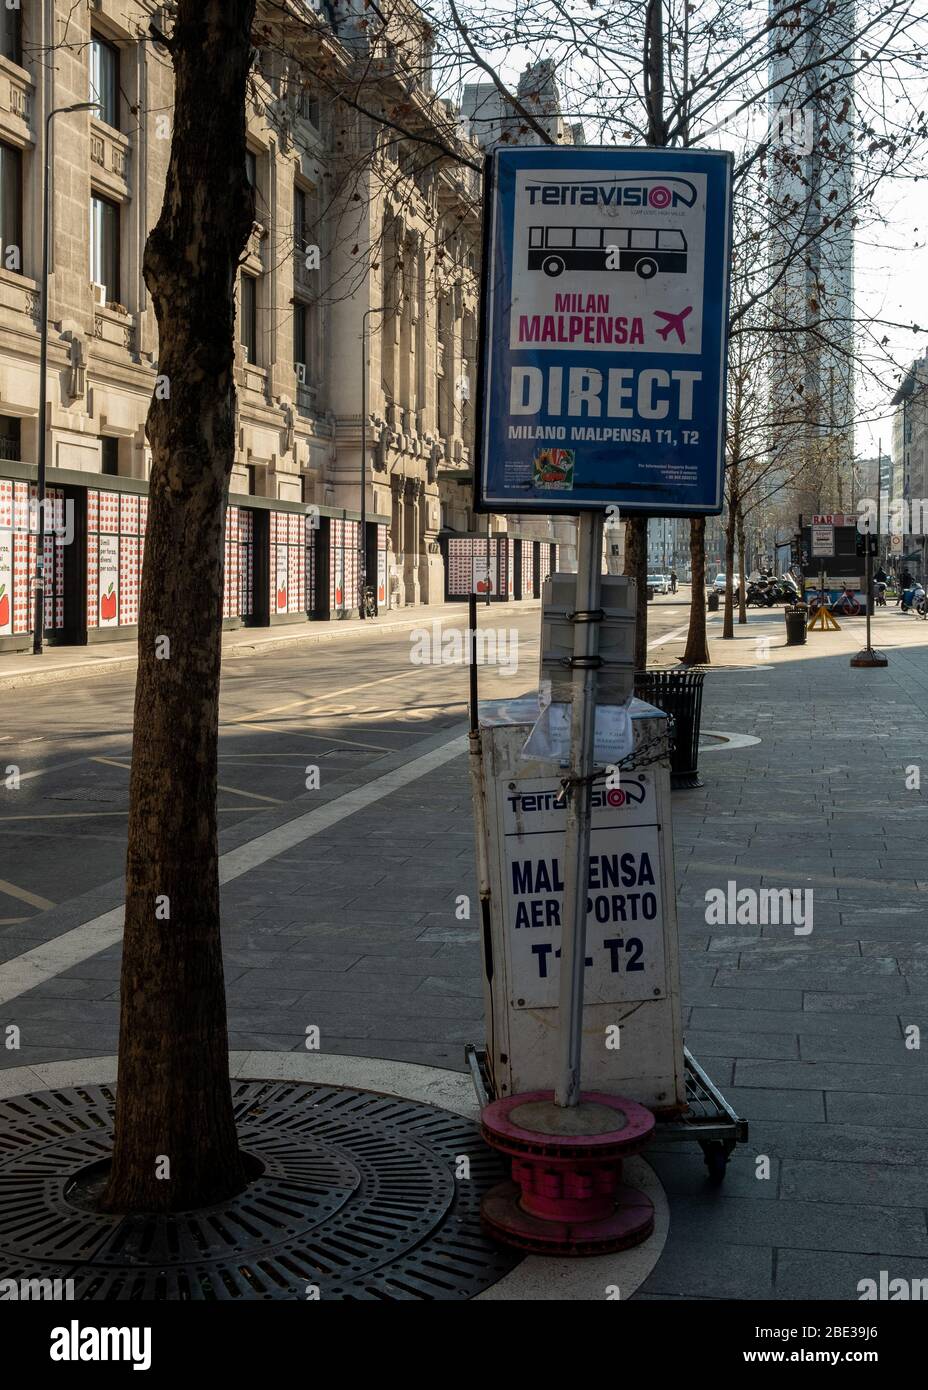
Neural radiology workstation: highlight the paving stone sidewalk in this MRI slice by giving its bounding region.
[3,605,928,1300]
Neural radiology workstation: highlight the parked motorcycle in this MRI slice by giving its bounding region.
[746,578,775,607]
[749,574,799,606]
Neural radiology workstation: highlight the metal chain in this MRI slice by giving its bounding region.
[553,725,675,806]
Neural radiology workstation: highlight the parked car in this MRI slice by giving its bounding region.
[647,573,671,595]
[713,572,740,594]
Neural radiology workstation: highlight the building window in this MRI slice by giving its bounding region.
[245,148,257,189]
[292,299,318,387]
[297,87,319,127]
[293,300,307,371]
[0,141,22,269]
[0,415,20,463]
[1,8,21,65]
[89,33,120,130]
[100,437,119,475]
[90,194,120,301]
[240,274,257,363]
[294,186,307,253]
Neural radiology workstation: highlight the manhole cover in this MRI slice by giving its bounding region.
[47,787,122,803]
[0,1081,520,1300]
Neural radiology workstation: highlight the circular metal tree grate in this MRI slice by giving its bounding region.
[0,1080,520,1300]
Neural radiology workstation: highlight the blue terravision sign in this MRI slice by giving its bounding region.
[475,147,733,515]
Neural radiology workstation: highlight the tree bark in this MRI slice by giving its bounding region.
[722,504,737,639]
[624,515,649,671]
[737,505,747,624]
[101,0,257,1214]
[682,517,709,665]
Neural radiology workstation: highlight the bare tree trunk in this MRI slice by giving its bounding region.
[627,0,670,668]
[737,505,747,624]
[644,0,668,145]
[682,517,709,665]
[102,0,257,1214]
[722,506,737,639]
[624,515,649,671]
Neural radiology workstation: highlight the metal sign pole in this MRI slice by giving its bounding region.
[865,541,872,649]
[555,509,605,1108]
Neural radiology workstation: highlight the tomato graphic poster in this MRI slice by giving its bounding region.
[472,555,498,595]
[333,550,344,611]
[0,530,12,635]
[98,534,120,627]
[276,557,288,612]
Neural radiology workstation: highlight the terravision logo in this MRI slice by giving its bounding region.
[524,176,698,210]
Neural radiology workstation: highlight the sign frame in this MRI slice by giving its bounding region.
[811,524,834,558]
[474,145,734,517]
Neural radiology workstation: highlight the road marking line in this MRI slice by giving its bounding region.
[228,719,391,752]
[217,783,283,805]
[647,622,690,649]
[0,917,28,926]
[4,756,98,784]
[0,732,468,1008]
[0,878,56,911]
[0,812,128,821]
[224,667,413,725]
[0,809,260,822]
[91,756,132,770]
[218,753,339,759]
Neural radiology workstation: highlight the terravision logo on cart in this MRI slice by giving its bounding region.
[506,777,649,822]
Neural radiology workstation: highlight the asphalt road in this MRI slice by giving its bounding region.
[0,596,690,929]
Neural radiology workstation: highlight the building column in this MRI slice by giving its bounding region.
[404,477,420,605]
[391,475,405,606]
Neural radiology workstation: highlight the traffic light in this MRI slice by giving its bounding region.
[856,533,878,558]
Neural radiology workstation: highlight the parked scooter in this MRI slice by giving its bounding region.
[900,580,926,614]
[781,574,802,604]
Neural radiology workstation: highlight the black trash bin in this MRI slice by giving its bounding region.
[784,605,807,646]
[707,590,719,612]
[634,669,706,789]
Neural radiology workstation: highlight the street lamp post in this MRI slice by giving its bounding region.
[32,101,100,655]
[359,305,387,619]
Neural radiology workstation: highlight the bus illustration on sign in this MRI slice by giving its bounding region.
[527,225,688,279]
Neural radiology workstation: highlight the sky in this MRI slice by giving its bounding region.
[432,0,928,465]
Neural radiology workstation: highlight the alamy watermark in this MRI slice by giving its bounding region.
[0,1275,76,1299]
[705,880,813,935]
[857,498,928,536]
[12,496,75,546]
[409,622,519,677]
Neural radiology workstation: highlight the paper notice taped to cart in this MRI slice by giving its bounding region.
[521,701,634,764]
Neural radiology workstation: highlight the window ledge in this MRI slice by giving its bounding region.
[94,299,132,321]
[0,267,37,292]
[90,114,127,144]
[0,54,32,85]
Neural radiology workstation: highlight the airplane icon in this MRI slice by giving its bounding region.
[653,306,693,343]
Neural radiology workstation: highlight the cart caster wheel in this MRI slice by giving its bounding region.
[700,1141,729,1186]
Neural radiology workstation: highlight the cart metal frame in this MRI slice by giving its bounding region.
[466,1041,748,1186]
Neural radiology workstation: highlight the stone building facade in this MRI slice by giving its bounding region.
[0,0,551,650]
